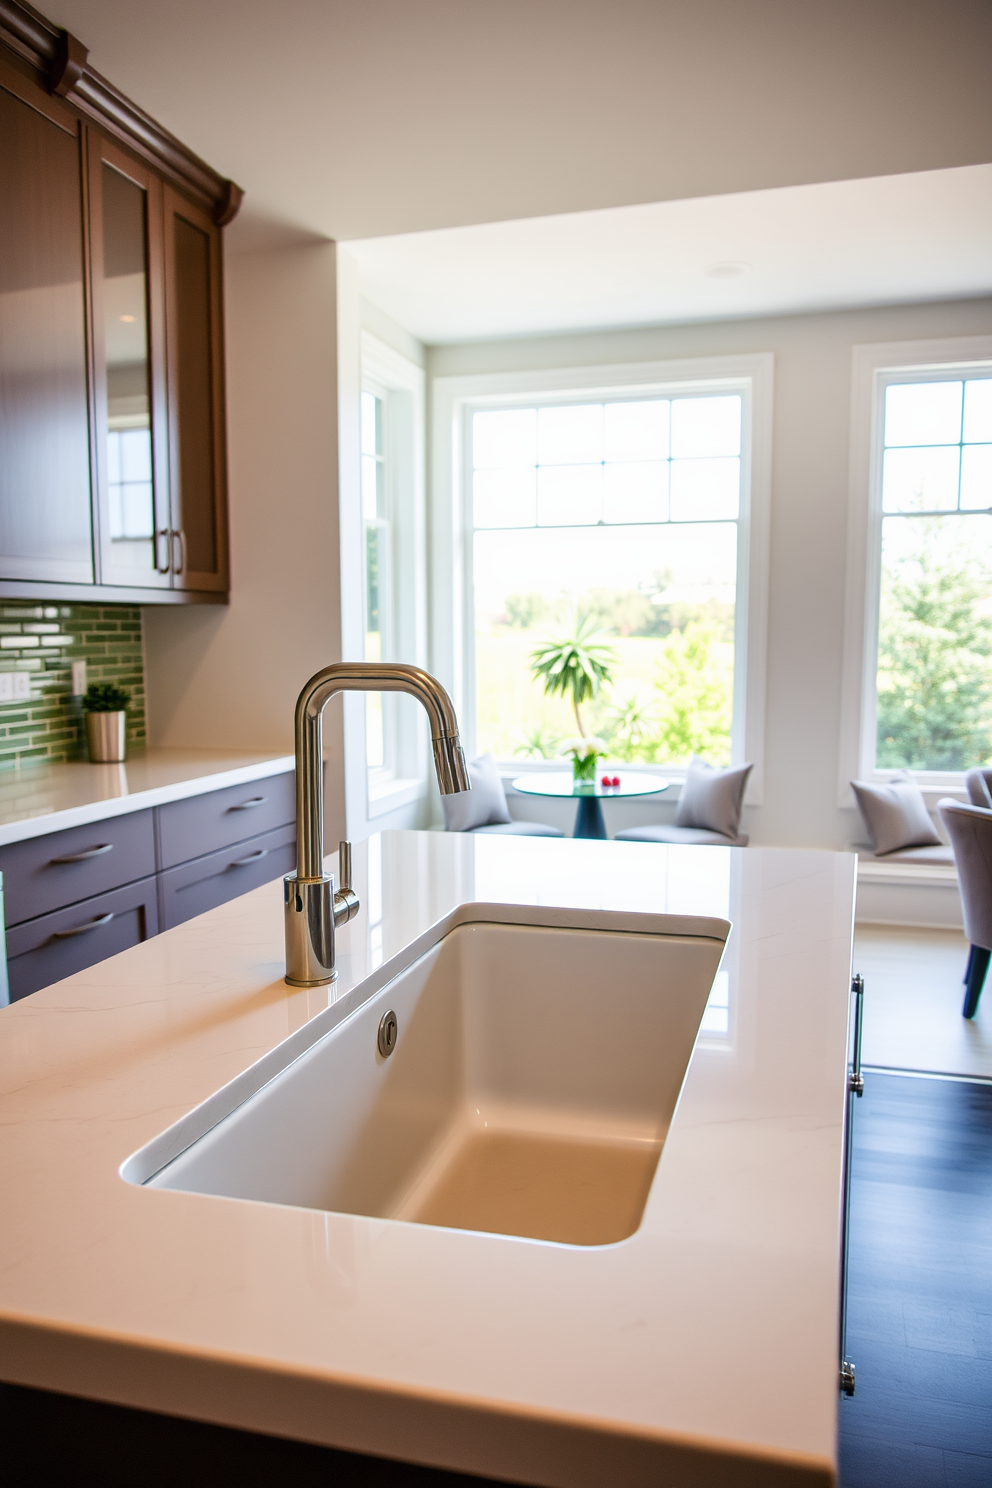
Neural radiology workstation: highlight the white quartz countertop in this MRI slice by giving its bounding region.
[0,833,856,1486]
[0,748,294,846]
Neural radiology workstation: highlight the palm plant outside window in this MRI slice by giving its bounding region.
[874,375,992,773]
[470,395,742,764]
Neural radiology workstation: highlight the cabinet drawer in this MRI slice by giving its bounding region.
[0,810,156,928]
[158,823,295,931]
[157,772,295,869]
[7,877,159,1002]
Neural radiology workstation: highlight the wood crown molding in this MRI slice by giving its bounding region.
[0,0,243,225]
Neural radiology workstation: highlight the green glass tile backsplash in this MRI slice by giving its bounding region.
[0,604,146,769]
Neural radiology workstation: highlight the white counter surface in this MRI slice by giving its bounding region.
[0,832,856,1486]
[0,748,295,847]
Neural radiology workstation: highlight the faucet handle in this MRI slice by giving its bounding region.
[337,839,352,894]
[333,840,360,928]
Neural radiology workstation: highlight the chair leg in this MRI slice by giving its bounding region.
[964,944,976,984]
[963,946,990,1019]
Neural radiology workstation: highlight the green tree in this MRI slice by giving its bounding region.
[603,685,660,762]
[529,616,617,736]
[876,523,992,770]
[653,622,732,763]
[502,592,552,630]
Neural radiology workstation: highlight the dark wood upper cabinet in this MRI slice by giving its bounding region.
[0,72,93,584]
[0,2,242,604]
[164,189,228,593]
[88,134,172,592]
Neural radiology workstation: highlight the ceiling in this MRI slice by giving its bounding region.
[345,165,992,344]
[48,1,992,243]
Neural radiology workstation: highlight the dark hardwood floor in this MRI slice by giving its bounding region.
[840,1072,992,1487]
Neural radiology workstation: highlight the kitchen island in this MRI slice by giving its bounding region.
[0,832,856,1486]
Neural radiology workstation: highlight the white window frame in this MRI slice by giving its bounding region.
[430,354,773,802]
[342,332,428,831]
[839,335,992,805]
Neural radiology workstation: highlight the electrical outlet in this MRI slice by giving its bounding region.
[0,674,12,702]
[71,660,87,696]
[13,673,31,700]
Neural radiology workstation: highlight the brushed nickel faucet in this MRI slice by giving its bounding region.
[284,662,470,986]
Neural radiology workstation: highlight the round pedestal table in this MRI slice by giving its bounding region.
[510,771,669,840]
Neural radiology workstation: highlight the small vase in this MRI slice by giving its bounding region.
[85,711,126,763]
[571,752,598,790]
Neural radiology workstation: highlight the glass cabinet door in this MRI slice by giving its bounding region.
[164,188,228,592]
[0,74,93,583]
[89,136,171,590]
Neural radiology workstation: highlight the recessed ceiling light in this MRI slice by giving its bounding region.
[119,313,136,323]
[704,261,751,280]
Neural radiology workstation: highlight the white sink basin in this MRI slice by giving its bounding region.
[145,919,726,1246]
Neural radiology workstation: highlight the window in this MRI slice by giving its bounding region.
[843,340,992,794]
[432,357,770,789]
[342,332,427,831]
[873,374,992,773]
[361,387,391,777]
[470,392,742,764]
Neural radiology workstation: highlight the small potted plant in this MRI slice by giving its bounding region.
[560,735,607,790]
[82,682,131,763]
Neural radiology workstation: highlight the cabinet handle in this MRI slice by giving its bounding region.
[230,849,268,867]
[228,796,267,811]
[53,912,115,939]
[849,974,865,1096]
[170,528,187,575]
[155,528,171,574]
[50,844,113,864]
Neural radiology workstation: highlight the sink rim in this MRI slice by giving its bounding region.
[121,901,730,1189]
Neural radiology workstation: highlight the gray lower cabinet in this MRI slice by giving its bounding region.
[157,773,296,867]
[0,810,156,927]
[0,772,295,1001]
[159,822,295,931]
[6,877,159,1002]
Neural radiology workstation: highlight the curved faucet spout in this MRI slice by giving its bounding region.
[294,662,469,881]
[285,663,469,986]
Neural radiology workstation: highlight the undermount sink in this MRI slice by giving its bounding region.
[143,919,727,1246]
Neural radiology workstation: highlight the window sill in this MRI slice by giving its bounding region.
[367,775,425,819]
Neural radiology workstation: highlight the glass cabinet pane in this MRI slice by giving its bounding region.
[0,86,93,582]
[172,214,217,577]
[101,163,157,578]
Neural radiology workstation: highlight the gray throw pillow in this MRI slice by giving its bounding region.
[441,752,511,832]
[675,756,753,839]
[850,773,941,856]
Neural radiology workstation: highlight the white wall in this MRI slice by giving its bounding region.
[56,0,992,242]
[428,294,992,851]
[142,237,347,843]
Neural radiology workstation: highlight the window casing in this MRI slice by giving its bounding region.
[342,333,427,831]
[430,355,773,798]
[841,337,992,799]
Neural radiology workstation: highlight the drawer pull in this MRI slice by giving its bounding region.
[50,844,114,864]
[230,849,268,866]
[53,912,115,939]
[228,796,267,811]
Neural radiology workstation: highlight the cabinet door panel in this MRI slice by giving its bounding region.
[0,808,156,927]
[6,875,159,1001]
[158,823,295,931]
[0,74,93,583]
[157,772,296,868]
[88,134,172,590]
[164,189,229,592]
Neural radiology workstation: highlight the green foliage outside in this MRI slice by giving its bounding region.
[876,520,992,771]
[476,585,735,764]
[529,617,617,736]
